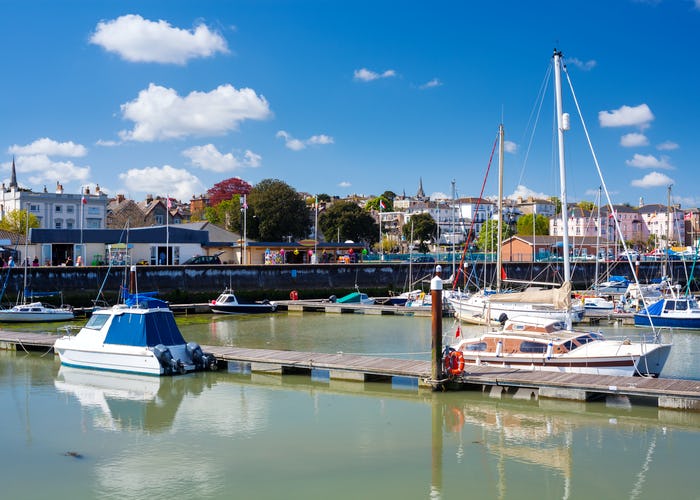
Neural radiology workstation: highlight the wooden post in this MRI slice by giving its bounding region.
[431,265,443,383]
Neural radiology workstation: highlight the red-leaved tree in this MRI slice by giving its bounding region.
[207,177,252,206]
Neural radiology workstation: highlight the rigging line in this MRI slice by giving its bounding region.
[516,63,552,188]
[452,128,500,290]
[562,64,661,339]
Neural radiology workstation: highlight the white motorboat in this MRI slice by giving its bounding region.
[444,316,670,377]
[210,289,277,314]
[55,268,218,376]
[0,301,74,322]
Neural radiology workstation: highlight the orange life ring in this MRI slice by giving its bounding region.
[444,350,465,376]
[289,290,299,301]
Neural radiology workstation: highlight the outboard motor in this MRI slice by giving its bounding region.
[497,313,508,325]
[153,344,184,375]
[328,295,337,303]
[187,342,218,371]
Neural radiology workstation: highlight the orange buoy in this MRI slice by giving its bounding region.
[289,290,299,301]
[444,350,465,376]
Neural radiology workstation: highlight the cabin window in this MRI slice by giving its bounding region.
[465,342,487,351]
[520,341,547,353]
[676,301,688,311]
[85,314,110,330]
[664,301,676,312]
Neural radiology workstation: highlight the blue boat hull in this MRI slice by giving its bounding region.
[634,314,700,329]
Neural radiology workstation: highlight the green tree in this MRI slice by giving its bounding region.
[549,196,562,215]
[204,198,241,231]
[365,196,393,212]
[516,213,550,236]
[319,201,378,244]
[402,212,437,253]
[247,179,309,241]
[0,209,40,235]
[475,219,516,251]
[578,200,595,211]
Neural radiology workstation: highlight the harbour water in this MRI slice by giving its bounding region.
[2,313,700,499]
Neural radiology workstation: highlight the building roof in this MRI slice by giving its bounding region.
[29,226,208,244]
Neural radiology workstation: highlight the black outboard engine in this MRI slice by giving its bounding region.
[153,344,181,375]
[497,313,508,325]
[187,342,218,371]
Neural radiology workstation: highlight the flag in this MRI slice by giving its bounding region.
[684,212,692,221]
[241,194,248,209]
[81,195,86,205]
[455,325,461,338]
[380,199,386,210]
[167,197,172,209]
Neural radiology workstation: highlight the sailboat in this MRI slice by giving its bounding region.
[444,50,671,377]
[448,123,584,325]
[0,212,74,322]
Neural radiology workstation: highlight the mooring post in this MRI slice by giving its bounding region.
[431,265,443,382]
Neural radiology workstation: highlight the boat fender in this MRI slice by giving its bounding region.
[444,351,465,376]
[495,341,503,357]
[290,290,299,301]
[546,342,553,360]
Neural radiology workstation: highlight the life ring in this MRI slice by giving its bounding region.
[444,350,465,376]
[289,290,299,301]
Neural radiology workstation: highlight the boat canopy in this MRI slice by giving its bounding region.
[642,299,665,316]
[486,281,572,309]
[104,310,187,347]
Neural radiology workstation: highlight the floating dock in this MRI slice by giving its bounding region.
[2,330,699,411]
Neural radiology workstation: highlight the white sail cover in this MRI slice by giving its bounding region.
[486,281,572,309]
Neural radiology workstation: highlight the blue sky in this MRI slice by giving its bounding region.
[1,0,699,208]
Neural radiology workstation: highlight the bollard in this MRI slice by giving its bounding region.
[431,265,443,383]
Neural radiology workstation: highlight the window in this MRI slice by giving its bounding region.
[30,204,40,212]
[55,205,62,213]
[55,220,62,229]
[66,221,74,229]
[465,342,488,352]
[519,341,547,353]
[66,205,74,214]
[155,215,164,225]
[85,314,109,330]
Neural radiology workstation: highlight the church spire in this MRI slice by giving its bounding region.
[9,156,17,189]
[416,177,425,199]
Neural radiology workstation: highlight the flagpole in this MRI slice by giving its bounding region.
[379,201,383,261]
[166,194,169,265]
[242,194,247,265]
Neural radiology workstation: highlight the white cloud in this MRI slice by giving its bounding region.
[119,164,205,200]
[119,83,271,142]
[566,57,597,71]
[276,130,334,151]
[182,144,261,172]
[419,78,442,89]
[9,138,87,157]
[626,153,673,169]
[338,181,351,188]
[508,185,549,200]
[96,139,120,147]
[504,140,517,154]
[657,140,679,151]
[353,68,396,82]
[90,14,229,65]
[620,132,648,147]
[599,104,654,128]
[631,171,674,188]
[6,154,90,187]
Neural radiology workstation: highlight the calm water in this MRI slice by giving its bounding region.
[2,313,700,499]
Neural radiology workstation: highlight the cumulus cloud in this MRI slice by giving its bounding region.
[276,130,334,151]
[508,185,549,200]
[566,57,597,71]
[504,140,517,154]
[90,14,229,64]
[182,144,261,172]
[419,78,442,89]
[338,181,351,188]
[119,164,205,200]
[631,171,674,188]
[620,132,648,147]
[657,140,679,151]
[353,68,396,82]
[119,83,271,142]
[599,104,654,128]
[626,153,673,169]
[5,154,90,187]
[9,138,87,157]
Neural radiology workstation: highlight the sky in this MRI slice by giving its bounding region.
[1,0,699,208]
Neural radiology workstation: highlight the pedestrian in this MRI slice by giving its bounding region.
[32,257,39,266]
[65,256,73,266]
[75,255,82,266]
[8,256,15,267]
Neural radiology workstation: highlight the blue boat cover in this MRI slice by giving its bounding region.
[608,275,629,283]
[104,309,187,347]
[642,299,664,316]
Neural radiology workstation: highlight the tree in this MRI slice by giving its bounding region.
[319,201,378,244]
[475,218,516,252]
[0,209,40,235]
[578,200,595,211]
[402,212,437,253]
[365,196,393,212]
[549,196,562,215]
[207,177,252,207]
[203,198,246,232]
[516,213,550,236]
[247,179,309,241]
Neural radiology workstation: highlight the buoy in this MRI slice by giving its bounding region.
[289,290,299,301]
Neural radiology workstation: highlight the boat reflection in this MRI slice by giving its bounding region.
[54,366,217,432]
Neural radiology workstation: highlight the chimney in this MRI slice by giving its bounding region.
[117,194,125,203]
[146,194,153,204]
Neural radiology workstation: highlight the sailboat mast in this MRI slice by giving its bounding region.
[553,50,571,283]
[496,123,504,292]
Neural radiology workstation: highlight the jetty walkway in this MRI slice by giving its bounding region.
[2,330,699,412]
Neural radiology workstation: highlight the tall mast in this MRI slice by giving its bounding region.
[553,50,571,283]
[496,123,504,292]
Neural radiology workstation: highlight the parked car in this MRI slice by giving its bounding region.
[617,250,639,261]
[182,252,223,265]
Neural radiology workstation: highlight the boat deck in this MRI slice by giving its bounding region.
[1,330,699,411]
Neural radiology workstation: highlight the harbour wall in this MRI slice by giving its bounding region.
[4,260,695,307]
